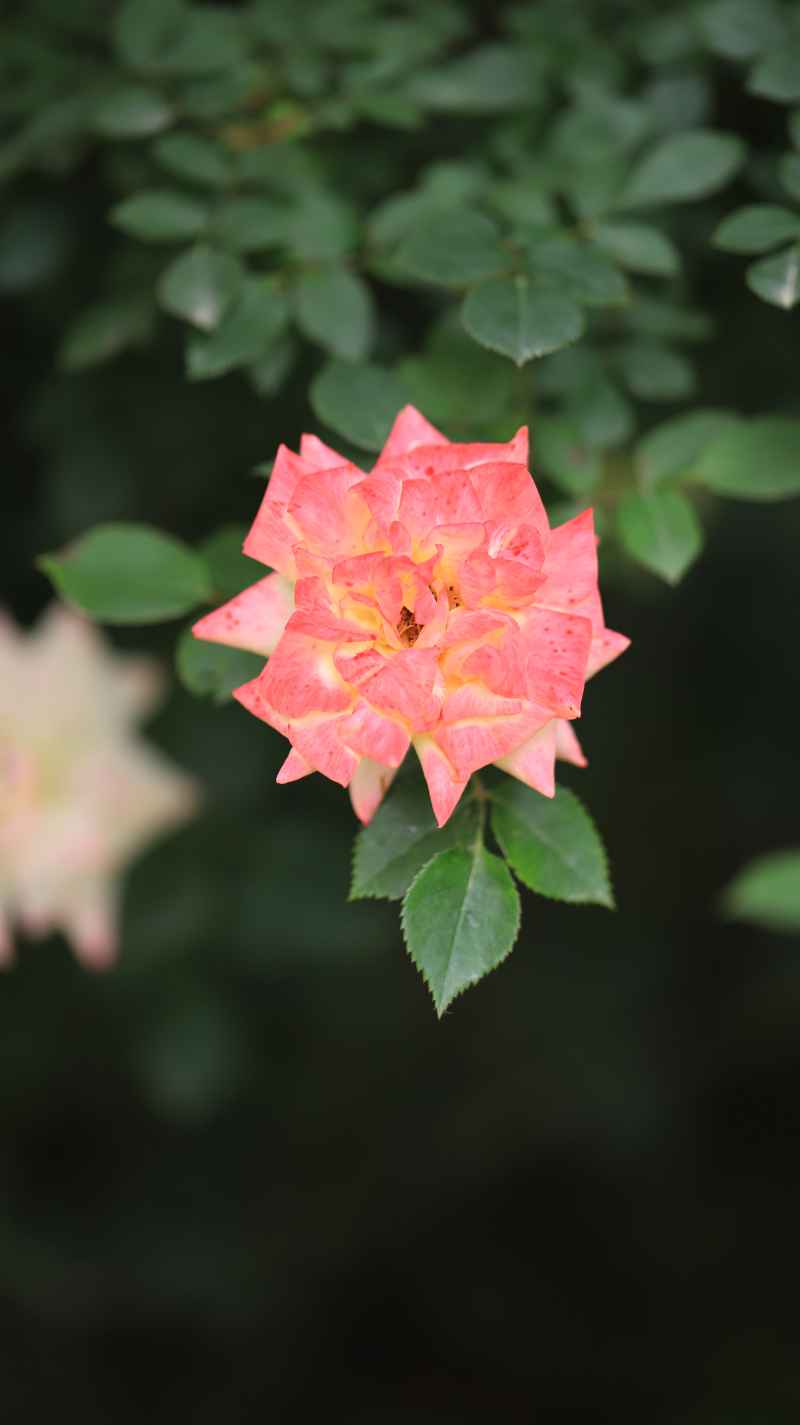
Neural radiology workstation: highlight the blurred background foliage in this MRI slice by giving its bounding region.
[2,0,800,1417]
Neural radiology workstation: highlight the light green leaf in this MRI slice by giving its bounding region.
[527,237,629,306]
[395,207,508,286]
[158,243,243,330]
[619,343,695,401]
[186,279,289,380]
[491,783,613,908]
[39,523,212,624]
[746,243,800,307]
[294,269,374,360]
[351,777,481,900]
[616,489,703,583]
[592,221,681,276]
[713,204,800,253]
[780,152,800,201]
[534,417,602,495]
[59,298,153,370]
[635,408,737,488]
[748,44,800,102]
[695,417,800,499]
[401,844,521,1016]
[199,524,253,600]
[310,360,408,451]
[462,276,584,366]
[110,190,208,243]
[700,0,786,59]
[153,131,233,189]
[721,848,800,932]
[620,129,745,208]
[93,85,174,139]
[210,197,287,254]
[176,625,262,704]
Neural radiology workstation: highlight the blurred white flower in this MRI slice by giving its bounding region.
[0,604,198,968]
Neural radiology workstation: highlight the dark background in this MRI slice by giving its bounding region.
[3,5,800,1421]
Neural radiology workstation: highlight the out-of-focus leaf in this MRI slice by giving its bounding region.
[199,524,253,600]
[352,93,422,129]
[247,336,297,398]
[186,279,289,380]
[395,207,508,286]
[410,43,538,113]
[527,236,629,306]
[748,44,800,102]
[462,277,584,366]
[176,625,263,704]
[491,784,614,907]
[59,298,153,370]
[635,408,737,488]
[0,202,72,293]
[311,360,408,451]
[293,268,374,360]
[695,417,800,498]
[721,848,800,932]
[284,194,358,260]
[210,197,287,253]
[352,777,480,900]
[619,343,695,401]
[534,417,603,495]
[567,376,634,449]
[616,489,703,583]
[39,523,211,623]
[713,204,800,252]
[780,152,800,200]
[93,85,174,138]
[745,244,800,307]
[592,221,681,275]
[157,244,243,330]
[153,131,233,189]
[620,129,745,207]
[398,328,515,432]
[110,190,208,242]
[790,109,800,150]
[402,844,520,1016]
[700,0,786,59]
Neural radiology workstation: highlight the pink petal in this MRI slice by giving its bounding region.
[337,701,410,767]
[259,633,353,718]
[193,572,293,656]
[288,467,370,554]
[300,433,359,472]
[436,683,550,780]
[243,491,298,579]
[289,719,358,786]
[66,891,118,971]
[266,443,314,505]
[496,721,557,797]
[471,460,547,531]
[276,748,314,783]
[378,405,448,460]
[555,719,587,767]
[398,471,483,536]
[586,629,631,680]
[360,647,442,729]
[536,508,601,629]
[519,607,593,717]
[414,736,469,828]
[349,757,398,824]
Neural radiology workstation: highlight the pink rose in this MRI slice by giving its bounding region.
[0,605,197,967]
[194,406,628,826]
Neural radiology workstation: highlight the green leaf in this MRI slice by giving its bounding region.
[310,360,408,451]
[527,237,629,306]
[293,269,374,361]
[186,279,289,380]
[791,110,800,150]
[695,417,800,499]
[700,0,786,59]
[351,777,481,900]
[398,330,515,433]
[620,129,745,208]
[395,207,508,287]
[619,343,695,401]
[114,0,184,69]
[746,243,800,307]
[247,336,298,399]
[401,844,520,1016]
[110,190,208,243]
[410,43,537,114]
[58,298,153,371]
[713,204,800,253]
[210,197,288,254]
[176,625,262,704]
[780,152,800,201]
[592,221,681,276]
[284,194,358,261]
[721,848,800,932]
[153,132,232,189]
[635,408,737,488]
[534,417,602,495]
[566,376,634,450]
[93,85,174,139]
[491,783,613,908]
[158,244,243,331]
[616,489,703,583]
[199,524,253,600]
[462,277,584,366]
[748,44,800,103]
[39,523,212,624]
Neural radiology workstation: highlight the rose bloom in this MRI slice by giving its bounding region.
[0,605,197,967]
[194,407,628,826]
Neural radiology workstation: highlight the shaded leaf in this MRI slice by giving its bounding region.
[592,221,681,276]
[410,43,537,114]
[695,417,800,499]
[93,85,174,138]
[110,189,208,243]
[158,243,243,330]
[780,152,800,201]
[176,625,262,704]
[700,0,786,59]
[620,129,745,208]
[153,131,233,189]
[462,276,584,366]
[352,778,481,900]
[748,44,800,102]
[616,489,703,583]
[491,783,613,907]
[746,243,800,307]
[527,236,629,306]
[186,279,289,380]
[396,207,508,286]
[619,343,695,401]
[721,848,800,932]
[39,523,211,624]
[635,408,737,488]
[713,204,800,253]
[310,360,407,451]
[210,197,287,253]
[199,524,253,600]
[59,298,153,370]
[534,417,602,495]
[294,269,374,360]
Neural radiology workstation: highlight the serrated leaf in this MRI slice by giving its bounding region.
[780,152,800,201]
[176,625,263,704]
[620,129,745,208]
[694,417,800,499]
[748,44,800,102]
[721,848,800,932]
[186,279,289,380]
[401,844,520,1016]
[110,189,208,243]
[93,85,174,138]
[527,237,629,307]
[199,524,253,600]
[293,268,374,360]
[158,244,243,330]
[619,343,695,401]
[351,777,480,900]
[592,221,681,276]
[310,360,407,451]
[462,276,584,366]
[39,523,212,624]
[713,204,800,253]
[153,131,233,189]
[635,408,737,488]
[491,783,613,907]
[395,207,508,286]
[616,489,703,583]
[746,243,800,308]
